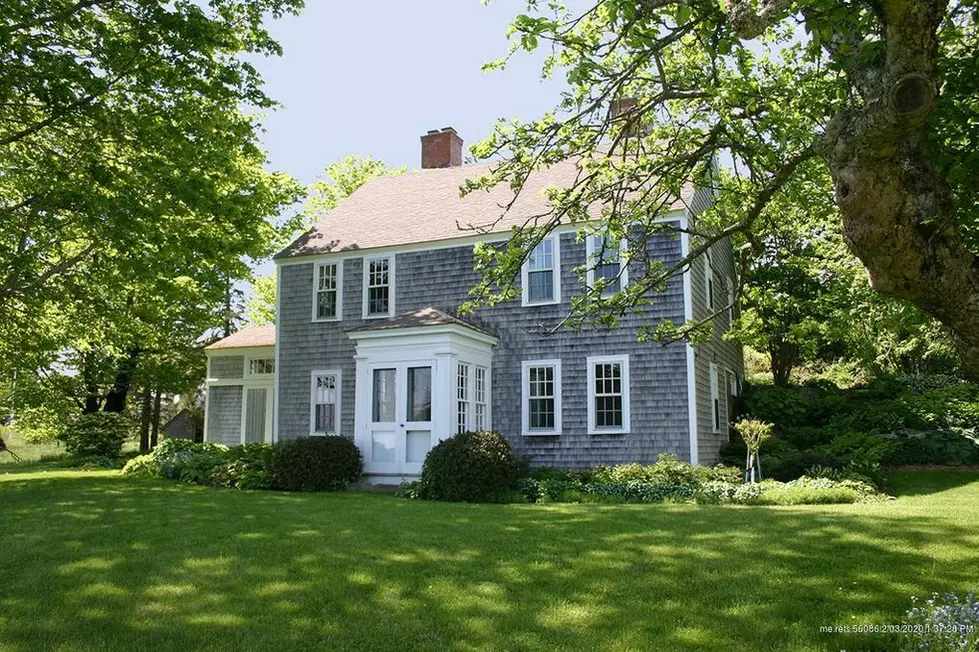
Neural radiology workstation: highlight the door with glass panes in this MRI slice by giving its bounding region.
[366,361,433,475]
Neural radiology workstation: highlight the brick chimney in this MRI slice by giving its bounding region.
[421,127,463,169]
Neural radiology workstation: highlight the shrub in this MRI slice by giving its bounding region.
[419,430,520,502]
[901,591,979,652]
[884,428,979,466]
[753,485,861,505]
[518,467,585,504]
[151,439,226,481]
[213,442,274,490]
[395,480,422,500]
[121,454,158,477]
[59,412,131,458]
[268,436,362,492]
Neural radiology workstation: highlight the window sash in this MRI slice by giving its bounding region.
[312,373,338,433]
[366,258,390,316]
[456,363,470,433]
[588,235,622,294]
[593,362,623,429]
[473,367,487,431]
[525,239,557,303]
[249,358,275,375]
[316,263,339,320]
[527,366,555,430]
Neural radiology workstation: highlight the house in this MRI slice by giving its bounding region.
[204,128,743,482]
[162,409,203,443]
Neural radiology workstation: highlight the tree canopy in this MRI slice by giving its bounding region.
[471,0,979,376]
[0,0,305,416]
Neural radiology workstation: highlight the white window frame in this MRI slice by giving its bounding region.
[521,235,561,307]
[456,362,470,434]
[245,355,275,377]
[311,261,342,322]
[521,359,562,436]
[709,362,722,434]
[309,369,342,435]
[585,234,629,295]
[362,255,395,319]
[586,354,631,434]
[473,366,489,431]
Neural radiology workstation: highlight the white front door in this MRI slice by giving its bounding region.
[365,362,434,475]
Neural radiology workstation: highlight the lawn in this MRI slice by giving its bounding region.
[1,468,977,652]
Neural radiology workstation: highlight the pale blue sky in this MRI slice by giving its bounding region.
[252,1,565,183]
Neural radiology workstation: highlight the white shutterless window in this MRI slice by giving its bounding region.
[310,370,341,434]
[587,355,630,434]
[522,236,560,306]
[522,359,562,435]
[586,234,628,295]
[363,256,394,318]
[313,262,341,321]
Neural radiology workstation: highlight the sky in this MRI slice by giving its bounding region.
[251,1,566,184]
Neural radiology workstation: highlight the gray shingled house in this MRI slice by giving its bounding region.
[204,128,743,482]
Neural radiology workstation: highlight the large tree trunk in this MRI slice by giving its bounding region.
[824,0,979,376]
[769,338,798,387]
[139,386,152,454]
[102,348,140,413]
[150,389,161,450]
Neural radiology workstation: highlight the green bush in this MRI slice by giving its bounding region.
[151,439,226,481]
[753,486,861,505]
[419,430,520,502]
[121,454,158,477]
[268,436,362,492]
[884,429,979,466]
[213,443,274,490]
[59,412,131,458]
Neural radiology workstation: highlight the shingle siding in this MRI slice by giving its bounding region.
[687,185,745,464]
[209,356,244,379]
[277,222,696,468]
[205,385,242,446]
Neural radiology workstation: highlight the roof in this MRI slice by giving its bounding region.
[350,307,495,337]
[205,326,276,350]
[276,160,694,259]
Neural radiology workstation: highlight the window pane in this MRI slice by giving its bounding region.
[407,367,432,422]
[317,289,337,319]
[368,285,388,315]
[528,239,552,271]
[318,264,337,290]
[595,396,623,427]
[405,430,431,463]
[372,368,396,422]
[529,398,555,429]
[371,431,396,463]
[314,403,336,432]
[528,270,553,302]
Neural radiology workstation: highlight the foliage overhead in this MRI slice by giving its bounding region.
[472,0,979,376]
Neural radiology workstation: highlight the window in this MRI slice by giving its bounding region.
[248,357,275,375]
[521,359,562,435]
[363,256,394,317]
[407,366,432,422]
[310,371,340,434]
[456,363,470,434]
[586,234,628,295]
[587,355,631,434]
[522,236,560,305]
[474,366,488,431]
[710,363,722,433]
[314,262,340,321]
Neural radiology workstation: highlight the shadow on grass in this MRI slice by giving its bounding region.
[1,474,977,652]
[888,470,979,497]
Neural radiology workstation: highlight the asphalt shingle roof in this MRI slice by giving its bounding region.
[204,326,275,350]
[276,160,693,259]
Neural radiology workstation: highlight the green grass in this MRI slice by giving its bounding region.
[0,437,66,465]
[1,470,977,652]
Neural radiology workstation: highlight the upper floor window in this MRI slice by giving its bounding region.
[587,355,630,434]
[727,276,735,323]
[705,250,715,311]
[314,262,340,321]
[710,363,722,433]
[248,357,275,376]
[586,234,628,295]
[364,256,394,318]
[522,236,560,306]
[522,359,562,435]
[310,371,340,434]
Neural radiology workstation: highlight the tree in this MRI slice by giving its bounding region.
[468,0,979,376]
[244,155,405,325]
[0,1,305,416]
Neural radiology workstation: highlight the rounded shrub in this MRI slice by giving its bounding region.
[419,430,521,502]
[268,436,362,492]
[60,412,132,458]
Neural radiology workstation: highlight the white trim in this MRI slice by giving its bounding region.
[521,359,562,436]
[244,354,276,378]
[309,369,342,435]
[273,267,281,443]
[273,211,686,268]
[206,345,274,358]
[585,234,629,295]
[680,213,699,465]
[311,260,343,323]
[705,249,714,311]
[726,275,735,324]
[521,234,561,306]
[586,354,631,435]
[709,362,722,434]
[348,322,499,347]
[362,254,396,319]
